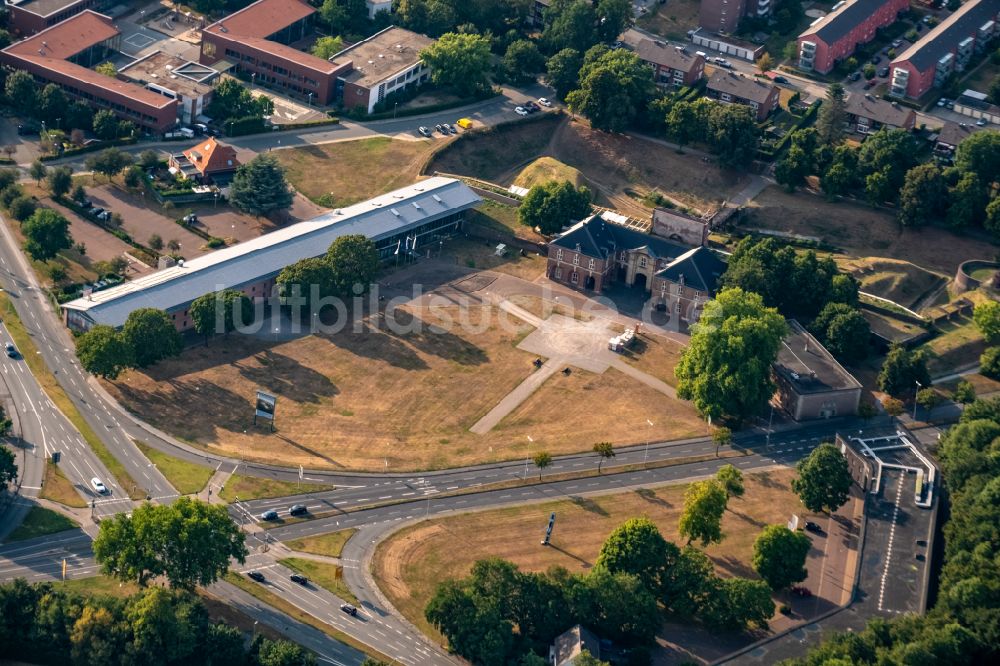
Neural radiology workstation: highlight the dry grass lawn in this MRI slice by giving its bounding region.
[513,157,586,189]
[373,468,798,640]
[920,313,986,374]
[444,237,547,281]
[618,334,685,388]
[274,137,439,207]
[637,0,701,40]
[286,529,357,558]
[40,462,87,508]
[746,187,999,275]
[465,201,546,243]
[837,257,947,310]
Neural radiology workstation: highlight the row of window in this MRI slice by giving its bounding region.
[554,248,669,271]
[32,74,162,126]
[225,48,320,88]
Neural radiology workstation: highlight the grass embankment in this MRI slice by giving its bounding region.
[286,529,357,557]
[6,506,79,541]
[52,575,140,598]
[135,441,213,495]
[278,557,359,605]
[218,474,335,503]
[0,292,146,500]
[40,461,88,507]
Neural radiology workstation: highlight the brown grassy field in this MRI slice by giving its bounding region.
[107,305,703,471]
[837,257,947,309]
[513,157,586,189]
[373,468,797,640]
[465,200,546,244]
[745,187,999,275]
[637,0,701,40]
[274,137,439,207]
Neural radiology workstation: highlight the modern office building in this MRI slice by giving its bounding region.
[120,52,218,125]
[4,0,105,35]
[335,27,434,114]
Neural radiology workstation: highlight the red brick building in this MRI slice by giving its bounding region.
[706,70,779,121]
[0,11,178,132]
[5,0,104,36]
[890,0,1000,100]
[199,0,349,105]
[698,0,771,34]
[797,0,910,74]
[633,39,705,88]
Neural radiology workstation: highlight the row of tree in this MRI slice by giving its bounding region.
[0,170,74,262]
[76,308,183,379]
[276,234,380,309]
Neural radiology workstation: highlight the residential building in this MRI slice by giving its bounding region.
[691,28,765,62]
[934,120,984,158]
[844,93,916,134]
[168,137,240,185]
[650,246,728,323]
[890,0,1000,99]
[199,0,350,105]
[0,11,179,132]
[4,0,105,36]
[699,0,771,34]
[549,625,602,666]
[62,177,481,331]
[706,70,779,120]
[365,0,392,18]
[334,27,434,114]
[120,52,218,125]
[633,39,705,87]
[797,0,910,74]
[773,320,862,421]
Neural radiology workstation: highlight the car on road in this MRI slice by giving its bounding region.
[340,603,358,616]
[247,571,266,582]
[774,76,789,84]
[791,585,813,597]
[714,57,733,69]
[290,574,308,585]
[417,126,432,137]
[288,504,308,516]
[878,67,890,78]
[978,117,989,126]
[456,117,473,129]
[538,97,552,107]
[514,106,529,116]
[4,342,16,358]
[848,71,861,82]
[91,478,109,495]
[444,123,457,134]
[260,509,279,521]
[805,521,822,533]
[891,39,903,48]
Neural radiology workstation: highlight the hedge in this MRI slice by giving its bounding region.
[757,101,821,161]
[352,88,501,121]
[269,117,340,132]
[224,116,268,137]
[39,137,138,161]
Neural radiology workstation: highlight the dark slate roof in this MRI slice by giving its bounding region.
[707,70,777,105]
[634,38,701,72]
[551,215,689,260]
[552,625,601,666]
[936,120,984,147]
[654,246,727,293]
[800,0,893,45]
[844,93,915,127]
[892,0,1000,72]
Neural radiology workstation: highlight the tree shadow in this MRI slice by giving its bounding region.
[634,487,672,509]
[232,350,338,404]
[727,508,767,529]
[567,495,609,517]
[321,319,429,370]
[547,543,592,570]
[712,554,756,579]
[380,307,490,367]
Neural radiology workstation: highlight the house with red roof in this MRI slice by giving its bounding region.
[169,137,241,185]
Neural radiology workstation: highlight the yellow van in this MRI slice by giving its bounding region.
[456,118,473,129]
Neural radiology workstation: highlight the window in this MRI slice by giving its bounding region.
[620,251,627,261]
[555,267,563,279]
[720,93,732,102]
[573,254,580,266]
[571,272,579,284]
[556,249,563,261]
[639,257,648,268]
[588,258,595,270]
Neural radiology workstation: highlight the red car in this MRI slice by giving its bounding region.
[791,585,813,598]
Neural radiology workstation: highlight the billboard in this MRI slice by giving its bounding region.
[255,391,277,421]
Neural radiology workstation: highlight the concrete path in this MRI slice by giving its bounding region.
[470,358,563,434]
[609,359,678,399]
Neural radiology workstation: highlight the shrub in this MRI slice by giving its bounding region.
[981,347,1000,379]
[8,195,37,222]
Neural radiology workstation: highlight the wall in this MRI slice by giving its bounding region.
[652,208,708,246]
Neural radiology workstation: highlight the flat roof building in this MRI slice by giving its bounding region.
[120,52,219,125]
[4,0,105,36]
[336,27,434,114]
[774,320,862,421]
[62,177,481,331]
[0,10,179,132]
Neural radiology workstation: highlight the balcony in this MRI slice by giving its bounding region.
[801,41,816,53]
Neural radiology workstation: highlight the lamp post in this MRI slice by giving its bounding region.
[644,419,653,466]
[913,381,921,420]
[307,91,313,108]
[765,403,774,446]
[393,102,398,119]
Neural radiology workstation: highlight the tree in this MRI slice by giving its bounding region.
[917,387,942,412]
[229,154,293,217]
[700,577,775,630]
[675,288,788,421]
[792,443,852,513]
[209,78,273,120]
[954,378,976,405]
[22,209,71,261]
[0,446,16,488]
[76,325,134,379]
[546,48,583,99]
[664,100,700,150]
[899,164,948,226]
[816,83,847,145]
[820,149,857,199]
[8,196,38,223]
[5,70,37,116]
[595,517,671,593]
[138,149,161,169]
[716,464,744,499]
[593,441,615,473]
[980,346,1000,380]
[420,32,493,96]
[517,180,592,234]
[47,166,73,200]
[857,128,918,204]
[775,143,813,192]
[85,147,134,181]
[121,308,183,368]
[93,497,247,590]
[325,234,379,297]
[92,109,120,141]
[986,197,1000,237]
[503,39,545,84]
[712,426,732,457]
[124,165,143,189]
[532,451,552,480]
[678,479,728,546]
[253,636,317,666]
[311,35,345,60]
[37,84,67,127]
[955,130,1000,187]
[542,0,599,53]
[29,160,47,185]
[757,52,773,74]
[946,171,989,229]
[71,184,87,204]
[277,257,335,311]
[707,103,760,167]
[878,344,931,397]
[752,524,811,590]
[95,62,117,77]
[810,302,870,363]
[319,0,349,32]
[883,396,904,417]
[189,289,253,340]
[567,48,654,132]
[974,301,1000,343]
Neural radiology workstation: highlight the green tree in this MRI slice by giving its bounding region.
[595,517,671,593]
[138,149,161,169]
[22,208,71,261]
[792,443,852,513]
[5,70,37,116]
[974,300,1000,343]
[700,577,775,630]
[29,160,47,185]
[93,497,247,590]
[319,0,348,32]
[76,325,134,379]
[580,567,660,643]
[980,346,1000,380]
[953,378,976,405]
[986,197,1000,237]
[857,128,918,204]
[503,39,545,83]
[311,35,345,60]
[664,100,700,150]
[878,343,931,397]
[121,308,183,368]
[8,196,37,223]
[712,426,732,457]
[775,143,813,192]
[567,48,654,132]
[84,147,134,181]
[716,464,744,499]
[69,604,127,666]
[517,180,592,234]
[47,166,73,200]
[593,441,615,473]
[816,82,847,145]
[595,0,633,42]
[325,234,380,297]
[678,479,728,546]
[917,387,942,412]
[757,52,773,74]
[95,62,117,77]
[662,545,714,617]
[425,579,515,665]
[820,151,857,199]
[189,289,253,341]
[542,0,599,53]
[420,32,493,96]
[396,0,459,37]
[545,48,583,99]
[277,257,335,311]
[707,102,760,167]
[752,524,811,590]
[899,164,948,226]
[675,287,788,421]
[229,154,293,217]
[532,451,552,480]
[123,164,143,189]
[946,171,989,228]
[92,109,120,141]
[574,652,610,666]
[209,78,273,120]
[810,302,870,363]
[252,636,317,666]
[0,446,16,487]
[37,84,67,126]
[955,130,1000,187]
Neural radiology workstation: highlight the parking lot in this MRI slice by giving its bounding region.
[85,185,210,258]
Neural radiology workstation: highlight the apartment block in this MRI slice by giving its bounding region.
[797,0,910,73]
[699,0,771,34]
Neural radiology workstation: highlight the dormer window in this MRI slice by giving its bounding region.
[556,249,563,261]
[639,257,648,268]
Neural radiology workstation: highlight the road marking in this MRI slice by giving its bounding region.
[878,473,905,613]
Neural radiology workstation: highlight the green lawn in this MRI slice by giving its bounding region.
[6,506,79,542]
[135,441,214,495]
[218,474,335,503]
[40,462,88,508]
[286,529,357,558]
[53,575,139,598]
[278,557,359,605]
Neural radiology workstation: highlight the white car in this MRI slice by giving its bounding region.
[538,97,552,107]
[514,106,529,116]
[91,478,109,495]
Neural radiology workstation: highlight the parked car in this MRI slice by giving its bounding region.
[791,585,813,598]
[805,521,822,534]
[97,210,113,222]
[514,106,529,116]
[774,76,789,84]
[524,101,540,113]
[947,101,955,109]
[456,117,473,129]
[182,213,198,225]
[937,98,949,107]
[848,71,861,82]
[444,123,457,134]
[878,67,890,78]
[417,126,432,137]
[864,80,876,90]
[340,604,358,616]
[247,571,266,582]
[91,478,109,495]
[290,574,308,585]
[288,504,308,516]
[891,39,903,48]
[715,58,733,69]
[260,509,279,521]
[89,207,105,218]
[538,97,552,107]
[871,55,881,64]
[4,342,16,358]
[977,117,989,126]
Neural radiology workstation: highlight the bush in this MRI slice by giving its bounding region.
[8,195,37,222]
[981,346,1000,379]
[206,237,225,248]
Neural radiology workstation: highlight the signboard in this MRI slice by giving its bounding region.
[254,391,277,425]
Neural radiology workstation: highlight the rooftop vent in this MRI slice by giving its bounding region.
[432,194,442,202]
[390,207,400,216]
[412,202,422,210]
[378,54,384,58]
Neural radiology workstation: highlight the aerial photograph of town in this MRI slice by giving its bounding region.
[1,0,999,664]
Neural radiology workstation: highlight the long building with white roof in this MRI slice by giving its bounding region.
[62,177,481,331]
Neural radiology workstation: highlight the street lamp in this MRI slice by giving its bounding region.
[307,91,313,108]
[393,102,398,119]
[644,419,653,466]
[913,381,922,419]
